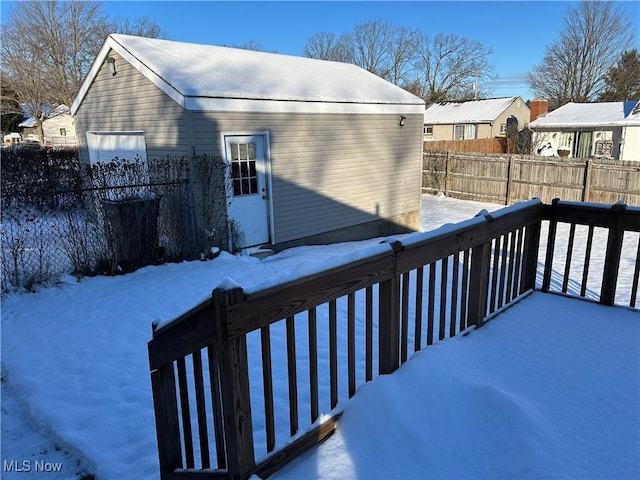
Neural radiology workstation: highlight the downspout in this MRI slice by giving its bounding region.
[619,125,626,161]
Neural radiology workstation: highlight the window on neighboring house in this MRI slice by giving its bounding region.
[454,124,476,140]
[60,128,66,136]
[424,125,433,136]
[499,124,507,135]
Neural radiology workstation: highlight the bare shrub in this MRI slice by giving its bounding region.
[1,150,232,290]
[422,151,447,194]
[1,207,55,291]
[189,154,232,256]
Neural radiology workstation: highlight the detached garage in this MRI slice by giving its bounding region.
[71,34,425,251]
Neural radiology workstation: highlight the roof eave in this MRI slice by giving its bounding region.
[424,120,495,125]
[530,121,639,129]
[71,35,186,116]
[185,96,426,114]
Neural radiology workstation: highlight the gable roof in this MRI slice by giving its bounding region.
[423,97,523,124]
[71,34,425,115]
[19,105,70,128]
[530,101,640,128]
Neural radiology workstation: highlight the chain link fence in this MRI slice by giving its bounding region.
[1,149,229,291]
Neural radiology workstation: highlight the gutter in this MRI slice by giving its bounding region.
[530,122,640,129]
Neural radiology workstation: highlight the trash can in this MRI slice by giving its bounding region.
[102,195,161,270]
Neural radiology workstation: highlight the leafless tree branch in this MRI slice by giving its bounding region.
[527,0,635,109]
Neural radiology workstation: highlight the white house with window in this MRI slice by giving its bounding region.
[423,97,530,141]
[529,100,640,160]
[19,104,78,147]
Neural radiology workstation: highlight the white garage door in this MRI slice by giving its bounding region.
[86,131,147,165]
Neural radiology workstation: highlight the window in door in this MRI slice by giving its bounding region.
[229,141,258,196]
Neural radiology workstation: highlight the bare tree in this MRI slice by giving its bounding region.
[332,33,357,64]
[1,1,166,141]
[2,1,111,108]
[0,84,24,132]
[303,32,339,60]
[303,22,494,100]
[2,0,110,140]
[231,40,266,51]
[527,0,635,109]
[350,20,396,77]
[1,41,62,142]
[303,21,419,86]
[112,16,168,38]
[415,32,495,103]
[387,26,419,85]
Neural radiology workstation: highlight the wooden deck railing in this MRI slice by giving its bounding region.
[148,199,639,479]
[540,200,640,307]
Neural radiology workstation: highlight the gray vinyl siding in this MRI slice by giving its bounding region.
[74,50,422,245]
[191,111,423,244]
[73,49,189,164]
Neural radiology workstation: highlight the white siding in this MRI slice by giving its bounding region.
[621,125,640,161]
[42,113,77,147]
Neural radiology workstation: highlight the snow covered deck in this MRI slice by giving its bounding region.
[272,292,640,479]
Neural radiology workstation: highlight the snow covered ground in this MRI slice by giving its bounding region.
[1,195,638,479]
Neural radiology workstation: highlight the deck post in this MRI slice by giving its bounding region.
[542,198,560,292]
[379,241,402,375]
[213,286,256,477]
[520,209,542,294]
[149,362,183,475]
[600,202,626,306]
[467,213,493,327]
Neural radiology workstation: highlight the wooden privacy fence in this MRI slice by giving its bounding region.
[148,200,640,479]
[423,151,640,206]
[423,138,507,154]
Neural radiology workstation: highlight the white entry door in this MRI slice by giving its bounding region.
[224,134,270,248]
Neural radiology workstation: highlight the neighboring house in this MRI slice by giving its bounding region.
[71,34,425,251]
[3,132,23,147]
[423,97,530,141]
[19,105,78,147]
[529,100,640,160]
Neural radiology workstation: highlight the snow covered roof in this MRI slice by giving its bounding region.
[423,97,523,124]
[71,34,425,115]
[530,101,640,128]
[19,105,70,128]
